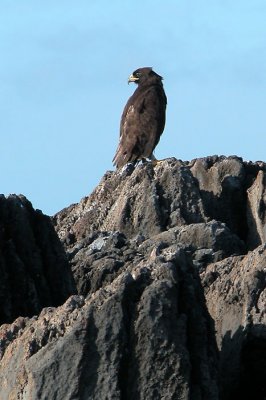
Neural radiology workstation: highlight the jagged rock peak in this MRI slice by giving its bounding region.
[54,155,266,251]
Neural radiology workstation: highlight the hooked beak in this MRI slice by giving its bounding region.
[128,74,139,84]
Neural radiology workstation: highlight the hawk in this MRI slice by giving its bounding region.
[113,67,167,168]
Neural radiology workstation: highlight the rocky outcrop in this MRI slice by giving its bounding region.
[0,246,219,399]
[54,158,207,242]
[0,195,76,325]
[0,156,266,399]
[54,156,265,250]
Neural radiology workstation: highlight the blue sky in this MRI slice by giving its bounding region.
[1,1,266,215]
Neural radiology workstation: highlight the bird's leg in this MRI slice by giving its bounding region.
[149,153,161,167]
[140,155,162,167]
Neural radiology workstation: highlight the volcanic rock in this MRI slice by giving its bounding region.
[0,156,266,399]
[0,194,76,325]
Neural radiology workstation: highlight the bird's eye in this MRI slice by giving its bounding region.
[135,71,141,78]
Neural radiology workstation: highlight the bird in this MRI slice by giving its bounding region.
[112,67,167,169]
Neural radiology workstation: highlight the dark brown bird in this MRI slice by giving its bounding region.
[113,67,167,168]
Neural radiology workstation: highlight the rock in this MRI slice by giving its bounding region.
[1,156,266,399]
[0,195,76,324]
[190,156,248,241]
[54,156,266,252]
[52,156,266,399]
[54,158,207,242]
[65,220,244,299]
[0,248,219,400]
[201,244,266,399]
[247,170,266,249]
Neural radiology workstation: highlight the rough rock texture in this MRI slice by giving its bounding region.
[0,248,218,399]
[247,170,266,248]
[201,245,266,400]
[0,194,76,324]
[54,156,265,250]
[54,158,207,242]
[1,156,266,399]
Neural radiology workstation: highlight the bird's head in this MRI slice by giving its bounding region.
[128,67,163,85]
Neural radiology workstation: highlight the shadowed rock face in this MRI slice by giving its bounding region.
[201,245,266,400]
[0,156,266,400]
[0,195,76,324]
